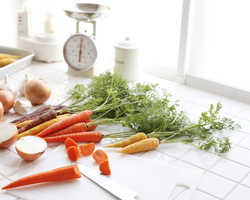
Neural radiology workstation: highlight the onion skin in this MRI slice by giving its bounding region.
[24,79,51,105]
[0,124,18,149]
[0,89,15,112]
[0,101,3,119]
[15,147,46,161]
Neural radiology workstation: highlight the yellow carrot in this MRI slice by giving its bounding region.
[115,138,159,154]
[103,132,147,148]
[18,114,71,138]
[16,120,33,128]
[0,53,22,60]
[0,58,16,67]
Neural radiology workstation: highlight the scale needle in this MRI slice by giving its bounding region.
[79,38,83,62]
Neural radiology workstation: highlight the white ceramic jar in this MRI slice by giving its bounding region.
[114,37,140,81]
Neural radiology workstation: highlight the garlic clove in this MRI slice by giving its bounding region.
[18,73,30,96]
[0,74,17,96]
[13,98,32,116]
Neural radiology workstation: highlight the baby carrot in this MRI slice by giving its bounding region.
[79,142,95,156]
[37,110,93,137]
[45,122,87,138]
[92,149,108,163]
[17,114,70,138]
[67,146,81,162]
[44,131,102,143]
[103,132,147,148]
[99,160,111,175]
[2,164,81,190]
[65,138,78,149]
[18,110,57,134]
[115,138,159,154]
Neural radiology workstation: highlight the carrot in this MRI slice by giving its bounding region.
[37,110,93,137]
[0,58,16,67]
[45,122,87,138]
[99,160,111,175]
[79,142,95,156]
[16,120,33,128]
[11,105,51,124]
[44,131,102,143]
[115,138,159,154]
[1,163,81,190]
[67,146,81,162]
[18,114,70,138]
[92,149,108,163]
[85,120,97,131]
[103,132,147,148]
[18,110,58,134]
[65,138,78,149]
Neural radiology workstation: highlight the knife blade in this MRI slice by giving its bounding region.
[73,162,139,200]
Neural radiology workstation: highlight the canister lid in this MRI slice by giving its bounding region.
[114,37,140,50]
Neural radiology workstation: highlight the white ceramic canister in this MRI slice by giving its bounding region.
[114,37,140,81]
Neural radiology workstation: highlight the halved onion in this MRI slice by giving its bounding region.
[15,136,47,161]
[0,123,18,149]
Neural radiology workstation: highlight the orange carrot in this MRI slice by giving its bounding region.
[2,164,81,190]
[115,138,159,154]
[67,146,81,162]
[79,142,95,156]
[44,131,102,143]
[65,138,78,149]
[92,149,108,163]
[45,122,87,138]
[85,120,97,131]
[37,110,93,137]
[99,160,111,175]
[18,110,57,134]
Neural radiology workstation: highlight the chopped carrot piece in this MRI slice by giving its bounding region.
[92,149,108,163]
[65,138,78,150]
[99,160,111,175]
[66,146,81,162]
[79,142,95,156]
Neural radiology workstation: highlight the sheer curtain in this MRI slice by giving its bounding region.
[185,0,250,100]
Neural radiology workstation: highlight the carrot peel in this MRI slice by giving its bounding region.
[2,164,81,190]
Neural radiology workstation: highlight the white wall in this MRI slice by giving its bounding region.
[0,0,21,47]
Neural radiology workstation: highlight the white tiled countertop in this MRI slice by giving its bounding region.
[1,60,250,200]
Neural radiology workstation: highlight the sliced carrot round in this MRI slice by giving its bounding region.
[92,149,108,163]
[79,142,95,156]
[66,146,81,162]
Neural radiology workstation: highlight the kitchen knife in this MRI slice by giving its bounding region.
[73,162,139,200]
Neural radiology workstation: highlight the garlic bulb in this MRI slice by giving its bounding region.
[0,74,17,96]
[13,98,32,115]
[18,73,30,96]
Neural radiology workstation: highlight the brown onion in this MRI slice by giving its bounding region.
[0,123,18,149]
[0,89,15,112]
[24,78,51,105]
[15,136,47,161]
[0,101,3,119]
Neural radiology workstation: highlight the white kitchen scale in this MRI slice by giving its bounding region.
[63,3,110,77]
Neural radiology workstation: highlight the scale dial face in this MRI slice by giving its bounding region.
[63,33,97,72]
